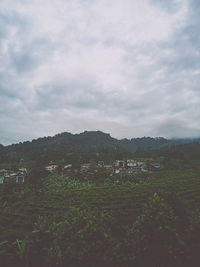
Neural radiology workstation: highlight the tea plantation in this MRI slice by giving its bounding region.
[0,169,200,267]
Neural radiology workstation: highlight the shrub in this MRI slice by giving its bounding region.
[126,193,187,267]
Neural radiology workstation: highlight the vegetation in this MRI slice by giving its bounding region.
[1,131,199,167]
[1,135,200,266]
[0,166,200,266]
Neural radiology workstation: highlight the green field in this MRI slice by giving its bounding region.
[1,169,200,267]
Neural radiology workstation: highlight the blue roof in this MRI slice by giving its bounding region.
[131,168,140,172]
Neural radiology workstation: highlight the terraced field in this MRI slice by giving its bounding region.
[1,170,200,233]
[0,169,200,266]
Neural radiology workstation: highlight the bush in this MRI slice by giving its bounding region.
[126,193,187,267]
[22,206,115,267]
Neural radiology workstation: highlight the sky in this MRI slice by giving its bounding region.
[0,0,200,145]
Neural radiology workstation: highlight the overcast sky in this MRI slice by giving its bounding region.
[0,0,200,145]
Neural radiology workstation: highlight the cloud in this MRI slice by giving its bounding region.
[152,117,200,138]
[0,0,200,144]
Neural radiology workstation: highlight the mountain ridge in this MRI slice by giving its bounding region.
[0,130,200,164]
[2,130,200,148]
[2,130,200,151]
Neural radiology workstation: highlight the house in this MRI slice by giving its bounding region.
[104,165,114,173]
[62,164,72,176]
[127,159,137,168]
[7,173,18,181]
[150,163,161,170]
[0,169,8,176]
[4,172,25,183]
[19,168,27,173]
[131,167,141,173]
[114,160,125,168]
[98,161,104,167]
[141,163,148,172]
[16,173,25,183]
[63,164,72,170]
[0,168,26,183]
[137,161,145,167]
[81,163,91,172]
[45,164,58,172]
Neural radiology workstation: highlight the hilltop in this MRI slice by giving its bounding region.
[0,131,200,164]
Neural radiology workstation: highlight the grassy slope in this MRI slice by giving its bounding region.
[1,169,200,242]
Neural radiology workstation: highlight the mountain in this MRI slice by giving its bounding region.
[0,131,200,163]
[7,131,117,152]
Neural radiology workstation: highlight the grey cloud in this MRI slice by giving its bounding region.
[1,0,200,144]
[33,78,158,119]
[148,0,182,13]
[182,2,200,50]
[34,78,105,110]
[9,37,52,73]
[0,8,55,74]
[152,118,200,138]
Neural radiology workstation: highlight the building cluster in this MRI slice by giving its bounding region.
[45,159,161,176]
[0,159,161,185]
[0,168,27,184]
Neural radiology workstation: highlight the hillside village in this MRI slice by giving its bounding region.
[57,159,161,176]
[0,159,161,184]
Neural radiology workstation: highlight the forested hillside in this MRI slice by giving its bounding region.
[0,131,199,165]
